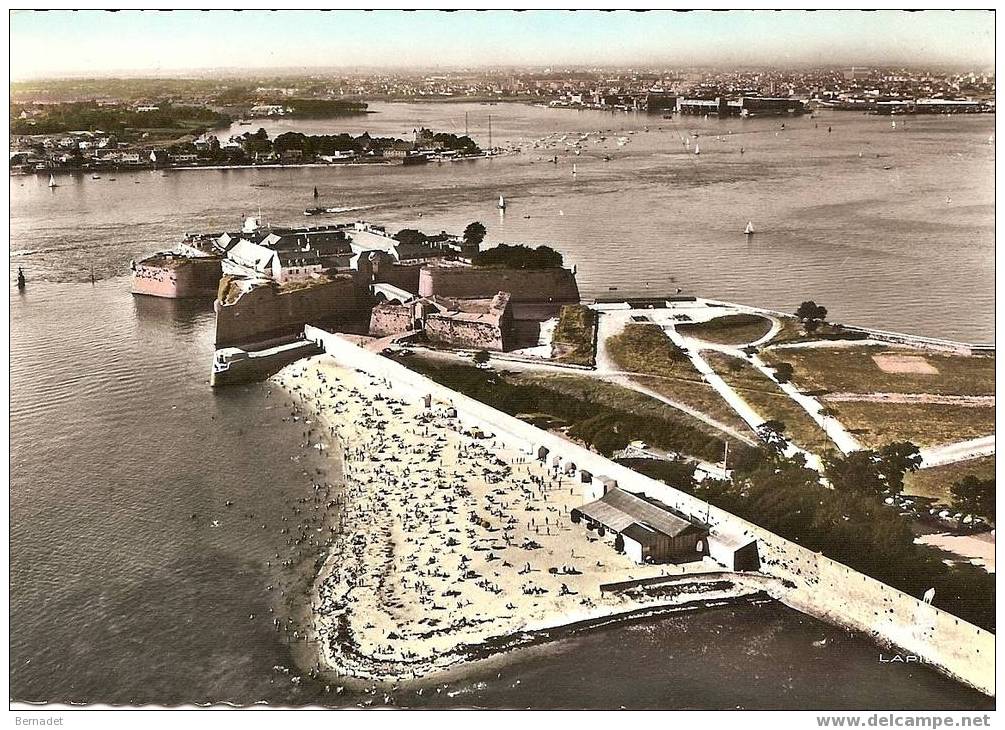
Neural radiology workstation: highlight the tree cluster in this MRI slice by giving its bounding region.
[795,300,829,333]
[11,101,230,136]
[472,243,564,269]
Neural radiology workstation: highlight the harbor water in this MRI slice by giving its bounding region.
[9,102,995,707]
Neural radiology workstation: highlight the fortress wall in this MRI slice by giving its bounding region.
[216,277,365,348]
[425,315,505,352]
[370,304,414,338]
[132,258,222,299]
[418,267,580,309]
[374,262,424,295]
[303,326,995,697]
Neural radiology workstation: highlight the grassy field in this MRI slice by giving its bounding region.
[604,323,753,434]
[903,456,996,503]
[606,323,693,378]
[823,401,996,450]
[703,350,838,456]
[762,347,995,396]
[550,305,597,366]
[632,374,754,436]
[509,372,748,448]
[676,313,774,345]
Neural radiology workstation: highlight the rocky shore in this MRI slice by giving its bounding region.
[272,354,775,683]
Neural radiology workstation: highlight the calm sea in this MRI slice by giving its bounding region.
[8,102,994,708]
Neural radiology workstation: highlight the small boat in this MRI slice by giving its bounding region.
[313,186,319,200]
[744,221,755,236]
[16,267,26,290]
[497,195,506,210]
[48,174,58,188]
[891,121,897,129]
[572,164,577,175]
[694,144,700,155]
[91,174,101,180]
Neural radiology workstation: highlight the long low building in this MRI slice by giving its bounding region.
[573,488,708,564]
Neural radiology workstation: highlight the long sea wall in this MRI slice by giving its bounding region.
[303,325,995,697]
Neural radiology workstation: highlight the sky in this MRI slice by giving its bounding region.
[9,10,996,81]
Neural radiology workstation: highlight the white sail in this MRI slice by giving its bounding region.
[694,144,700,155]
[48,174,56,187]
[744,221,754,235]
[498,195,506,209]
[572,164,577,175]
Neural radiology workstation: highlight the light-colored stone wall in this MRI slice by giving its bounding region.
[215,277,365,348]
[425,315,505,351]
[418,266,580,309]
[303,326,995,698]
[369,303,414,338]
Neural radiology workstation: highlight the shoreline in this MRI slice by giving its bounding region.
[15,150,520,179]
[272,355,784,684]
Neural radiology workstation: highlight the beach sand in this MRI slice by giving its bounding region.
[273,354,770,682]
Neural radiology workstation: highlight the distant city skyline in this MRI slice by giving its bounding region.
[10,10,995,81]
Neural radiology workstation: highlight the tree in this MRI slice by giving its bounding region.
[826,450,887,496]
[394,229,428,247]
[463,221,487,247]
[473,350,490,365]
[795,301,828,322]
[773,361,794,384]
[877,441,922,494]
[951,476,995,523]
[756,420,788,455]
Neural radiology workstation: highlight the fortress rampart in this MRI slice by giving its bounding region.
[303,326,995,698]
[418,266,580,313]
[131,257,222,299]
[215,277,368,348]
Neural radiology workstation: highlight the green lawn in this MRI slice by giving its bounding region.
[703,350,838,457]
[762,347,995,397]
[509,372,749,448]
[823,400,996,450]
[605,324,754,435]
[632,374,755,436]
[550,305,597,366]
[676,313,774,346]
[903,456,996,503]
[606,323,693,378]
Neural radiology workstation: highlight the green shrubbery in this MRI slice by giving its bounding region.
[472,244,564,269]
[404,360,727,462]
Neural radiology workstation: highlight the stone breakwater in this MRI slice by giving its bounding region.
[272,356,777,682]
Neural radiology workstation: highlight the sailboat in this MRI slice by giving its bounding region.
[744,221,755,236]
[891,121,897,129]
[313,186,319,200]
[48,174,58,188]
[572,164,577,175]
[694,144,700,155]
[498,195,506,210]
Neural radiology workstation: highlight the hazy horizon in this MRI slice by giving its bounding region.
[10,10,995,82]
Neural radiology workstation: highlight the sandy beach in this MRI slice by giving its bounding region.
[272,354,774,683]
